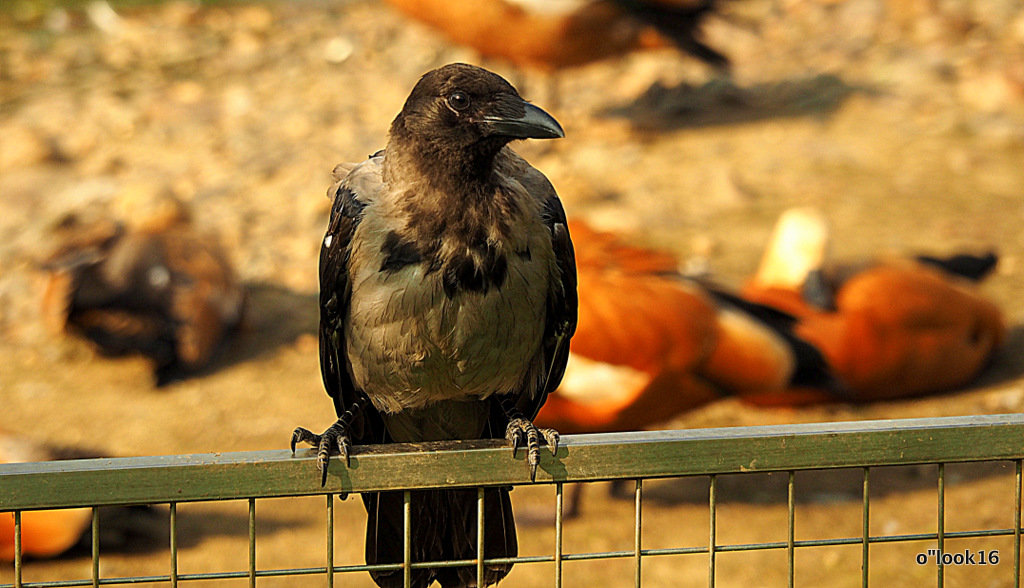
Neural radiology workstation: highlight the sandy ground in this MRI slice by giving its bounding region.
[2,0,1024,585]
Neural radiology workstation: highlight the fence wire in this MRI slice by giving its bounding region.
[2,414,1023,587]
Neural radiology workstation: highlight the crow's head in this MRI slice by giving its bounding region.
[390,63,563,166]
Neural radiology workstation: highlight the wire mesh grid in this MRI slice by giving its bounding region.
[2,414,1023,587]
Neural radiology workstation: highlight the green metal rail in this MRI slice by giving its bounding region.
[3,414,1024,587]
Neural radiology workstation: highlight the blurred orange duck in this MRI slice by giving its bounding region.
[533,220,836,516]
[41,198,246,386]
[741,208,1006,404]
[0,432,91,561]
[382,0,731,71]
[535,220,835,436]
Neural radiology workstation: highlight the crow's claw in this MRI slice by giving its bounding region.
[542,427,559,456]
[317,420,352,486]
[505,417,558,482]
[291,400,366,486]
[291,419,352,487]
[291,427,321,455]
[509,428,522,456]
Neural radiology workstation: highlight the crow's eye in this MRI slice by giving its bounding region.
[447,91,471,112]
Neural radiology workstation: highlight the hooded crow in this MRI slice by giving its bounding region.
[291,63,577,588]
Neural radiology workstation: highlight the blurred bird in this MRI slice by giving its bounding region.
[0,431,166,561]
[741,208,1006,403]
[291,64,576,588]
[532,220,834,516]
[41,198,246,386]
[0,432,91,561]
[536,219,834,434]
[382,0,731,72]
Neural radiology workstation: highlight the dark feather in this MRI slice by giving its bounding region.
[915,252,998,282]
[379,230,423,273]
[530,199,578,419]
[608,0,730,70]
[318,183,375,431]
[363,488,515,588]
[439,249,508,298]
[702,281,844,396]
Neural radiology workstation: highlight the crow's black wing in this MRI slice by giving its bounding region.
[318,157,379,437]
[540,195,578,396]
[520,187,578,421]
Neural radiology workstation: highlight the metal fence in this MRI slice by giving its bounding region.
[2,414,1024,587]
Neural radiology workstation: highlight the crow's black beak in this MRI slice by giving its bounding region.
[481,101,564,140]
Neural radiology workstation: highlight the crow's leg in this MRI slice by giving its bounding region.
[566,483,584,520]
[291,398,365,487]
[500,397,558,482]
[608,479,632,500]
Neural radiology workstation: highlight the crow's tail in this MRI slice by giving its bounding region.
[363,487,517,588]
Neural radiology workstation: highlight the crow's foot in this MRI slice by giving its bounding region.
[291,400,364,487]
[505,417,559,482]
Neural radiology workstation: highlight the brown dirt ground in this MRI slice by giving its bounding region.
[2,0,1024,586]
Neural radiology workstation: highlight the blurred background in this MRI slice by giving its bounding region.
[2,0,1024,585]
